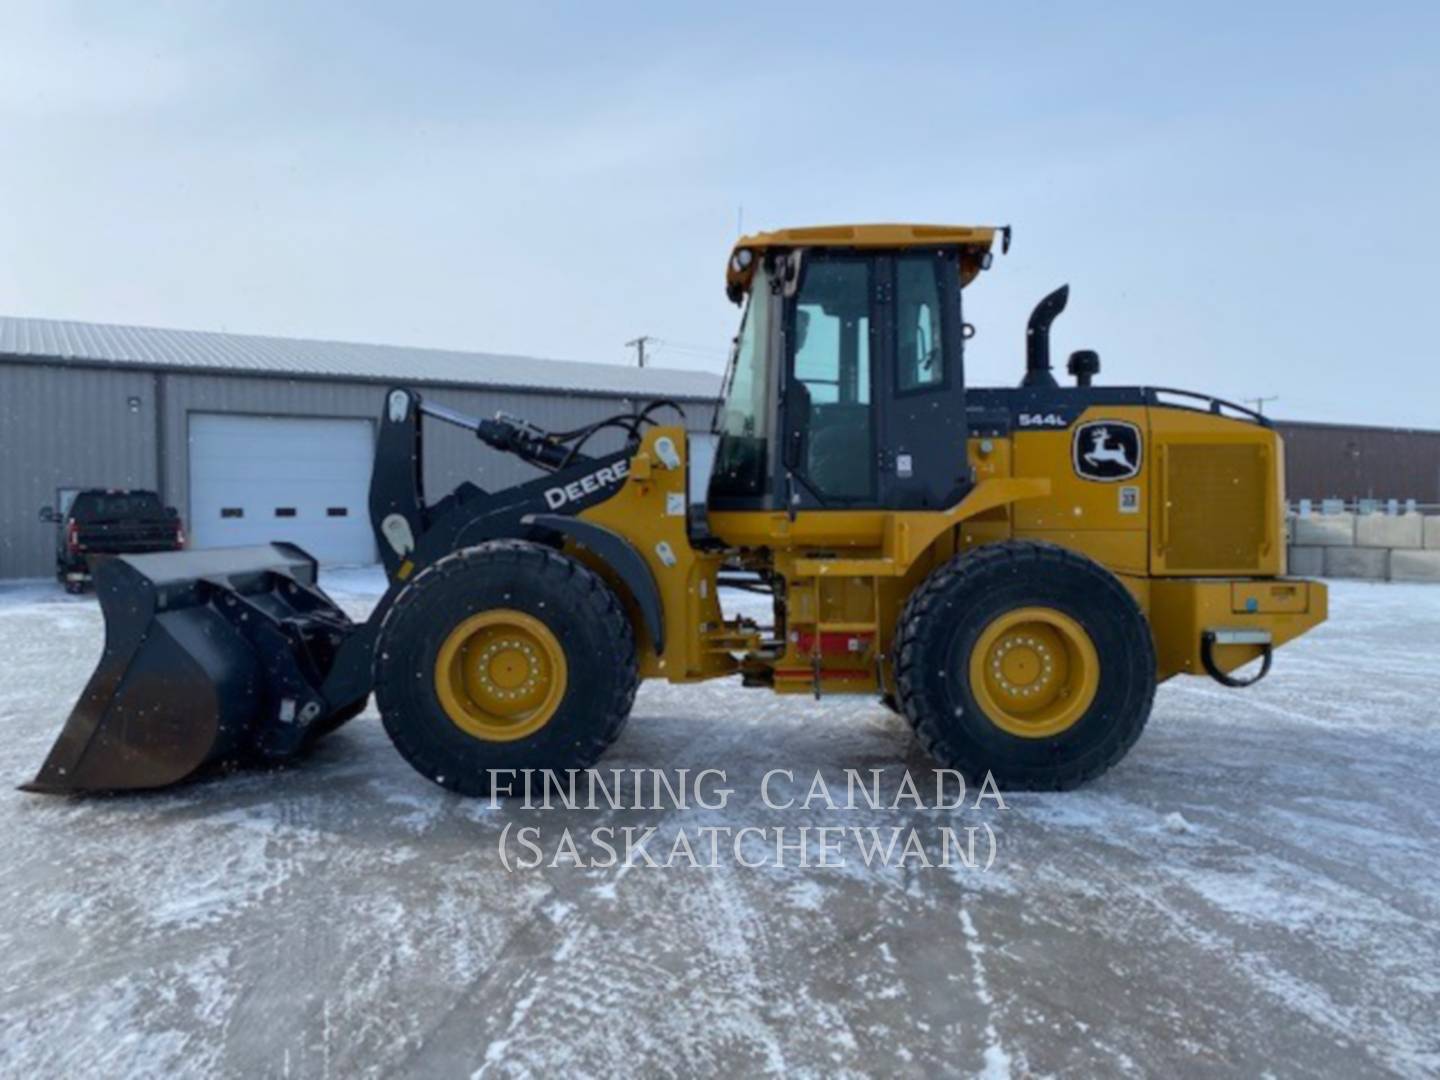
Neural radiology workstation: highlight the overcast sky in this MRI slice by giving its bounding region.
[2,2,1436,426]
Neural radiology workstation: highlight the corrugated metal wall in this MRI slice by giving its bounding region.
[2,361,717,579]
[1,364,160,579]
[1276,422,1440,503]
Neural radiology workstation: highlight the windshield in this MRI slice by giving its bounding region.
[710,267,774,497]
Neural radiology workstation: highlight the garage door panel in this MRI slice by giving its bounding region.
[189,414,376,566]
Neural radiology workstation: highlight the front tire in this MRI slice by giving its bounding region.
[375,540,638,796]
[894,541,1155,790]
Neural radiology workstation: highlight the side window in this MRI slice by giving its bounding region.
[896,256,945,392]
[791,259,874,501]
[712,270,774,497]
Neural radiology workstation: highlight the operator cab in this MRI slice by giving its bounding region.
[709,224,1003,513]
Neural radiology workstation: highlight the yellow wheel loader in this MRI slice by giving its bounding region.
[24,224,1327,796]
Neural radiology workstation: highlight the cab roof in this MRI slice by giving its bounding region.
[725,223,1007,302]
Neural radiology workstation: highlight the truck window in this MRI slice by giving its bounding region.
[71,493,166,521]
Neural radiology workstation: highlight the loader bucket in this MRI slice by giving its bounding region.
[23,543,364,795]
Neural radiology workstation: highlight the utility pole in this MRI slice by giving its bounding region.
[1245,395,1279,416]
[625,335,652,368]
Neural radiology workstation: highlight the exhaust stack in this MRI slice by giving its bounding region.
[1022,285,1069,389]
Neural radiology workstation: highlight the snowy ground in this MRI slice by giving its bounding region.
[1,568,1438,1078]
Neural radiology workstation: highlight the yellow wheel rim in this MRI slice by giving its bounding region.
[433,609,567,742]
[969,606,1099,739]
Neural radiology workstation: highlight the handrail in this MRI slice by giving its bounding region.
[1144,387,1271,427]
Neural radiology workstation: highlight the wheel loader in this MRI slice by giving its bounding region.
[23,224,1328,796]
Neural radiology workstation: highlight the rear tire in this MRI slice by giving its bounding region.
[375,540,638,796]
[894,541,1155,790]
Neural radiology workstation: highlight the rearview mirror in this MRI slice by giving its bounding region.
[38,506,57,523]
[793,309,811,353]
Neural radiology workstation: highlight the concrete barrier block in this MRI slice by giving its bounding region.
[1324,547,1389,580]
[1293,513,1355,547]
[1389,550,1440,583]
[1355,513,1424,550]
[1287,546,1324,577]
[1425,516,1440,550]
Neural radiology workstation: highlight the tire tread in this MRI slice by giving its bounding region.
[375,539,638,794]
[893,540,1156,790]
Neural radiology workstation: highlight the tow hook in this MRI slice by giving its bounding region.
[1201,628,1273,688]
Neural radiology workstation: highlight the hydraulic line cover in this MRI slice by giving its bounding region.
[23,544,364,794]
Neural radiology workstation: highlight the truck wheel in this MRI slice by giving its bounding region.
[893,541,1155,790]
[375,540,638,796]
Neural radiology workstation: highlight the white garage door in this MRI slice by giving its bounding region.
[189,414,377,566]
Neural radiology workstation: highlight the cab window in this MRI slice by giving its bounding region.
[711,268,775,496]
[790,257,874,501]
[896,255,945,392]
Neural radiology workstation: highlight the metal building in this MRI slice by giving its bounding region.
[1274,421,1440,505]
[0,316,721,580]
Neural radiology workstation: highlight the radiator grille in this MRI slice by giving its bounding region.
[1164,443,1266,571]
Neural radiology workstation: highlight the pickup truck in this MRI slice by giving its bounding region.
[39,490,185,593]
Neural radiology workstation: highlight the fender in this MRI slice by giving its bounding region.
[523,513,665,656]
[883,476,1053,572]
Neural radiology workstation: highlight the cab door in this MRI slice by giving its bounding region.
[877,249,970,510]
[780,249,969,511]
[781,253,879,508]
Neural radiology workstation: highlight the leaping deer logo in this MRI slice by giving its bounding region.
[1082,427,1136,473]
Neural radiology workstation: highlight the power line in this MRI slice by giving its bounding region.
[624,336,729,370]
[647,338,728,359]
[649,348,727,365]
